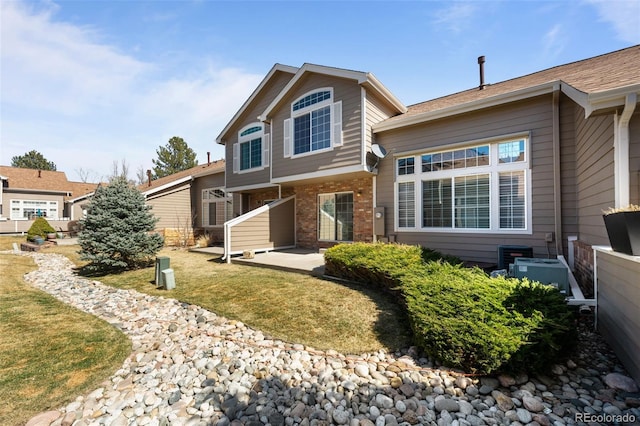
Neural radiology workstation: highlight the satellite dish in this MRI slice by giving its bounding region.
[371,144,387,159]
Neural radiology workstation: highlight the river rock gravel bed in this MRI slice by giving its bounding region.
[17,252,640,426]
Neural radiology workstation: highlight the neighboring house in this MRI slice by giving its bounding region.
[0,166,98,234]
[216,63,406,257]
[217,46,640,381]
[138,159,226,245]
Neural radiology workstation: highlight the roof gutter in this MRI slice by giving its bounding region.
[614,93,637,208]
[141,175,193,198]
[586,84,640,118]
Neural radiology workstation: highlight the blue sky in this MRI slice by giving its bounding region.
[1,0,639,182]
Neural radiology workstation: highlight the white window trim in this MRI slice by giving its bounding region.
[284,88,342,159]
[234,123,268,174]
[202,188,232,228]
[10,199,59,220]
[394,136,532,234]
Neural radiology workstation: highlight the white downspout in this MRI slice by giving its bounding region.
[614,93,637,208]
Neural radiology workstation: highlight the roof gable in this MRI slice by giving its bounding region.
[216,64,298,144]
[259,63,407,121]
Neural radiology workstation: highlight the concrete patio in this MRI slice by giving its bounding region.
[190,246,326,276]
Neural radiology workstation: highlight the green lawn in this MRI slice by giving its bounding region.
[96,248,412,354]
[0,237,130,426]
[0,235,412,424]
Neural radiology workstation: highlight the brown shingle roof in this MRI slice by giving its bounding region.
[397,45,640,120]
[65,181,100,200]
[0,165,100,200]
[138,160,225,193]
[0,166,71,193]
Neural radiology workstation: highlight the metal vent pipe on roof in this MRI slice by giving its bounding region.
[146,169,152,187]
[478,56,486,90]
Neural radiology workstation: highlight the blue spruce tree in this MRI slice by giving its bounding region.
[79,178,164,271]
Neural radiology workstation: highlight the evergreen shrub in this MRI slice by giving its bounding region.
[324,242,576,374]
[26,217,56,241]
[79,178,164,272]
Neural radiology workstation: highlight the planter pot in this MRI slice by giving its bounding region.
[47,233,57,240]
[603,211,640,256]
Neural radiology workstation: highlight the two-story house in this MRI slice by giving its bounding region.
[216,47,639,282]
[216,64,405,258]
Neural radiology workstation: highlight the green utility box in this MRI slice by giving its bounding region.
[155,256,170,287]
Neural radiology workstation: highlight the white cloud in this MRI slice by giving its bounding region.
[0,1,149,115]
[432,2,477,33]
[586,0,640,43]
[0,1,262,179]
[542,24,569,60]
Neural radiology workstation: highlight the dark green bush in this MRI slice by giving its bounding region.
[325,242,576,374]
[324,242,424,299]
[27,217,56,241]
[503,280,577,372]
[421,247,462,265]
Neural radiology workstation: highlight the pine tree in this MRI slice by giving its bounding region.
[79,178,164,272]
[152,136,197,178]
[11,150,57,170]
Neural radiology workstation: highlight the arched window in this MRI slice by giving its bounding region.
[283,88,342,157]
[233,123,269,173]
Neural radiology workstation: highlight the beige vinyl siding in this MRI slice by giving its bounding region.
[225,71,293,190]
[596,249,640,383]
[3,192,64,220]
[366,92,400,148]
[375,96,557,263]
[191,173,225,228]
[574,109,615,246]
[228,197,295,252]
[559,96,578,244]
[70,200,90,221]
[271,74,363,179]
[146,185,192,230]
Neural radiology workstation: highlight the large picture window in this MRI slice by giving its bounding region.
[396,136,530,233]
[202,188,232,227]
[283,88,342,158]
[318,192,353,241]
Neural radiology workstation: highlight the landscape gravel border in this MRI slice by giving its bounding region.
[15,252,640,426]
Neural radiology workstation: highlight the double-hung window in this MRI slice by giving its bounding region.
[395,136,530,233]
[283,88,342,157]
[233,123,269,173]
[202,188,232,227]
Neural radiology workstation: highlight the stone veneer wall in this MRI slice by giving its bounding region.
[573,239,594,298]
[294,178,374,250]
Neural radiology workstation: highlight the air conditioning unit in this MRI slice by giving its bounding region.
[511,257,570,295]
[497,245,533,269]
